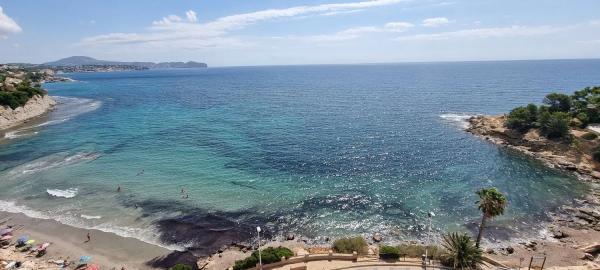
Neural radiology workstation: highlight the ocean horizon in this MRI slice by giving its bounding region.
[1,59,599,254]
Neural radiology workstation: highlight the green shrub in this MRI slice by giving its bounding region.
[379,245,400,260]
[440,232,483,269]
[332,236,368,254]
[0,80,47,109]
[539,112,571,139]
[396,244,442,259]
[543,93,572,113]
[169,264,192,270]
[582,132,598,140]
[576,112,590,128]
[506,105,537,132]
[233,246,293,270]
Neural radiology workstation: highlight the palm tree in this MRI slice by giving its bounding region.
[441,232,483,269]
[475,187,507,248]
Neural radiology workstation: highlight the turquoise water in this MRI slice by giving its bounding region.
[0,60,598,252]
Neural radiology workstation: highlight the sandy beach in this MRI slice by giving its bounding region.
[0,211,171,269]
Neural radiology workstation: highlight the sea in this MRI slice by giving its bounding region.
[1,59,599,254]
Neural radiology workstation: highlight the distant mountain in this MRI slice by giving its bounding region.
[43,56,207,69]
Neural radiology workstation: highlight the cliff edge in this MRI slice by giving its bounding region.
[0,94,56,131]
[466,115,600,181]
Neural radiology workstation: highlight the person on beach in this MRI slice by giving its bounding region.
[62,259,70,269]
[85,232,91,242]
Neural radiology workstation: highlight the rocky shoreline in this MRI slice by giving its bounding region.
[467,115,600,182]
[466,115,600,266]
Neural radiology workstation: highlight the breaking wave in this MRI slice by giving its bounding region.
[1,96,101,141]
[80,214,102,220]
[47,188,78,198]
[439,113,476,129]
[0,200,184,251]
[7,152,100,177]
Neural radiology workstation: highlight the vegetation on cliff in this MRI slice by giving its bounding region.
[0,68,48,109]
[506,87,600,139]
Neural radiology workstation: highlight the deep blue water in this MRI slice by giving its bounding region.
[1,60,598,252]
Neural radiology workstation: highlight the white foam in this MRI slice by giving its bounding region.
[34,118,69,127]
[7,152,100,177]
[439,113,476,129]
[1,96,101,141]
[0,200,50,220]
[4,131,19,139]
[4,131,38,140]
[47,188,78,198]
[0,200,185,251]
[80,214,102,220]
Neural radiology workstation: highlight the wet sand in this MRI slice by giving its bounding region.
[0,211,172,269]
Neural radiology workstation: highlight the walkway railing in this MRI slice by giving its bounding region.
[230,251,359,270]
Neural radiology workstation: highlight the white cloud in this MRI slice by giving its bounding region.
[422,17,450,27]
[278,21,413,43]
[320,9,365,16]
[577,39,600,45]
[279,26,382,42]
[384,22,414,32]
[0,6,22,38]
[396,25,566,41]
[186,10,198,23]
[81,0,408,48]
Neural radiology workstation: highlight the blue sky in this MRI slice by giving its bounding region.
[1,0,599,66]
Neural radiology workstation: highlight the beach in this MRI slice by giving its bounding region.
[0,211,171,269]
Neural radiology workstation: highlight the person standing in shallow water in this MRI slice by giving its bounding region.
[117,185,121,192]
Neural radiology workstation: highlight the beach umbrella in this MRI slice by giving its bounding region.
[79,255,92,264]
[17,235,29,244]
[0,228,12,235]
[1,235,13,240]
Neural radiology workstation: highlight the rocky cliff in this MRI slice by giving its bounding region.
[0,95,56,130]
[466,115,600,181]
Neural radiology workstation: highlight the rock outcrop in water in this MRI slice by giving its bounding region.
[0,94,56,131]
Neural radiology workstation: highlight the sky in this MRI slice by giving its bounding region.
[0,0,599,66]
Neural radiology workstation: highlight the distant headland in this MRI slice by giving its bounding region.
[9,56,208,73]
